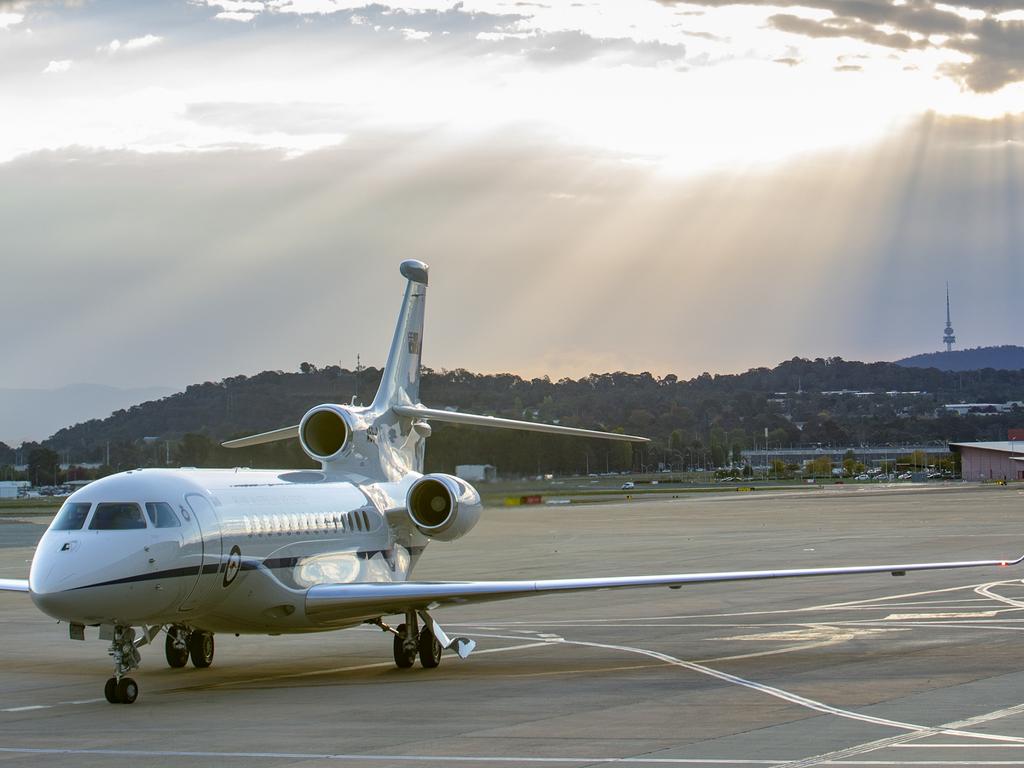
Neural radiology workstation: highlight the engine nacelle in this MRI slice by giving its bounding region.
[298,404,356,463]
[406,474,482,542]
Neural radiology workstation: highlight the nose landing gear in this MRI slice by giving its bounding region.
[101,624,218,704]
[104,625,140,704]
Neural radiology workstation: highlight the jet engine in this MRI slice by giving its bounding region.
[298,405,355,462]
[406,474,482,542]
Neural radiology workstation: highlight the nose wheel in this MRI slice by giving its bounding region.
[104,675,138,704]
[105,625,142,704]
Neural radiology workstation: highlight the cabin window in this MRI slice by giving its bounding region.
[361,510,371,530]
[90,503,147,530]
[145,502,181,529]
[52,502,91,531]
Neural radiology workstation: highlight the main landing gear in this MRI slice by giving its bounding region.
[378,610,476,670]
[164,624,215,669]
[102,624,216,704]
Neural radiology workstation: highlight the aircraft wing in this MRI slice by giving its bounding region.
[305,555,1022,624]
[0,579,29,593]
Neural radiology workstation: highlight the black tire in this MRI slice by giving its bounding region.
[189,630,214,668]
[104,677,119,704]
[393,623,416,669]
[116,677,138,705]
[418,626,442,669]
[165,629,190,668]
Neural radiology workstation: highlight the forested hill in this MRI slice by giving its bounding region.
[897,345,1024,371]
[26,357,1024,476]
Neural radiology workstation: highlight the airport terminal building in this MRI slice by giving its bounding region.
[949,441,1024,481]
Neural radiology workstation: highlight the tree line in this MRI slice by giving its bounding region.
[3,357,1023,481]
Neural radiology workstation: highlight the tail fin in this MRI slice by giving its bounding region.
[370,260,428,411]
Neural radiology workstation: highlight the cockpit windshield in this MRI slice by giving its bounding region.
[145,502,180,529]
[51,502,91,531]
[89,503,147,530]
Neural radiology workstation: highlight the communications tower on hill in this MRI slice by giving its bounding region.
[943,283,956,353]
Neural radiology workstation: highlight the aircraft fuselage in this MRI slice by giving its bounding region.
[30,468,428,634]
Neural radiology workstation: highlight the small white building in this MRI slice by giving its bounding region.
[455,464,497,483]
[0,481,28,499]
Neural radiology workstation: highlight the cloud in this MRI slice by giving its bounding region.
[41,59,71,73]
[99,33,163,54]
[189,1,687,68]
[659,0,1024,92]
[768,13,927,50]
[944,18,1024,92]
[398,27,430,40]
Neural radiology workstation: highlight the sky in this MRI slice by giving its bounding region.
[0,0,1021,392]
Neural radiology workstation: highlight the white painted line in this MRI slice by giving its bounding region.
[894,744,1024,748]
[209,641,551,688]
[0,748,786,764]
[771,699,1024,767]
[469,633,1012,745]
[3,746,1024,765]
[880,618,999,622]
[0,642,551,713]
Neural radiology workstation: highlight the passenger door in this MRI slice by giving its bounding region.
[178,493,223,613]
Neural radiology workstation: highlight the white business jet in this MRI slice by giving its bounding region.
[1,260,1019,705]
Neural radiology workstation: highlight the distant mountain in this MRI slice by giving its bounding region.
[895,345,1024,372]
[0,384,176,445]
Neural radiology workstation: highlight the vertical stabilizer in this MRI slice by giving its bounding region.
[371,260,428,411]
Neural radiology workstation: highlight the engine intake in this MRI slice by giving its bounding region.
[299,405,354,462]
[407,474,482,542]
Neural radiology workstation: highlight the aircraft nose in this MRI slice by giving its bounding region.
[31,529,187,625]
[30,586,80,622]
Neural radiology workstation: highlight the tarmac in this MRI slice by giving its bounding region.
[2,483,1024,767]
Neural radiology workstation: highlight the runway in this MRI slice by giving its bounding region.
[3,483,1024,767]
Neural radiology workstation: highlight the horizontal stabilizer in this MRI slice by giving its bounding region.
[0,579,29,593]
[392,405,649,443]
[222,424,299,449]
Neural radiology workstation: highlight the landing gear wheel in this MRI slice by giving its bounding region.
[165,629,190,668]
[104,677,118,704]
[393,623,417,669]
[418,626,442,669]
[189,631,214,668]
[116,677,139,704]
